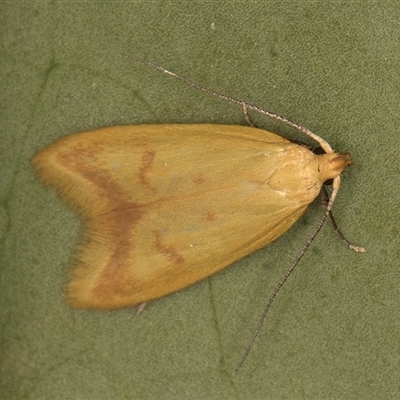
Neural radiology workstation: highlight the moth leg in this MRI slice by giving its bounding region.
[322,186,365,253]
[136,302,147,315]
[242,104,256,127]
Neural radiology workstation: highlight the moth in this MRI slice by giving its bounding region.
[32,59,364,368]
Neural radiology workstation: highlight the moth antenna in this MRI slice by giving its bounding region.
[128,56,363,370]
[235,198,334,371]
[128,57,333,154]
[236,177,365,370]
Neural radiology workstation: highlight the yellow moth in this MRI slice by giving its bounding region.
[32,59,364,368]
[32,123,350,306]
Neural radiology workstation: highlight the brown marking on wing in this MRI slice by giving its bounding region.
[202,211,217,222]
[192,174,205,185]
[92,208,142,300]
[56,147,135,208]
[154,230,185,265]
[138,150,156,192]
[56,148,145,300]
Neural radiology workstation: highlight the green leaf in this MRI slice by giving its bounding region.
[1,2,399,399]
